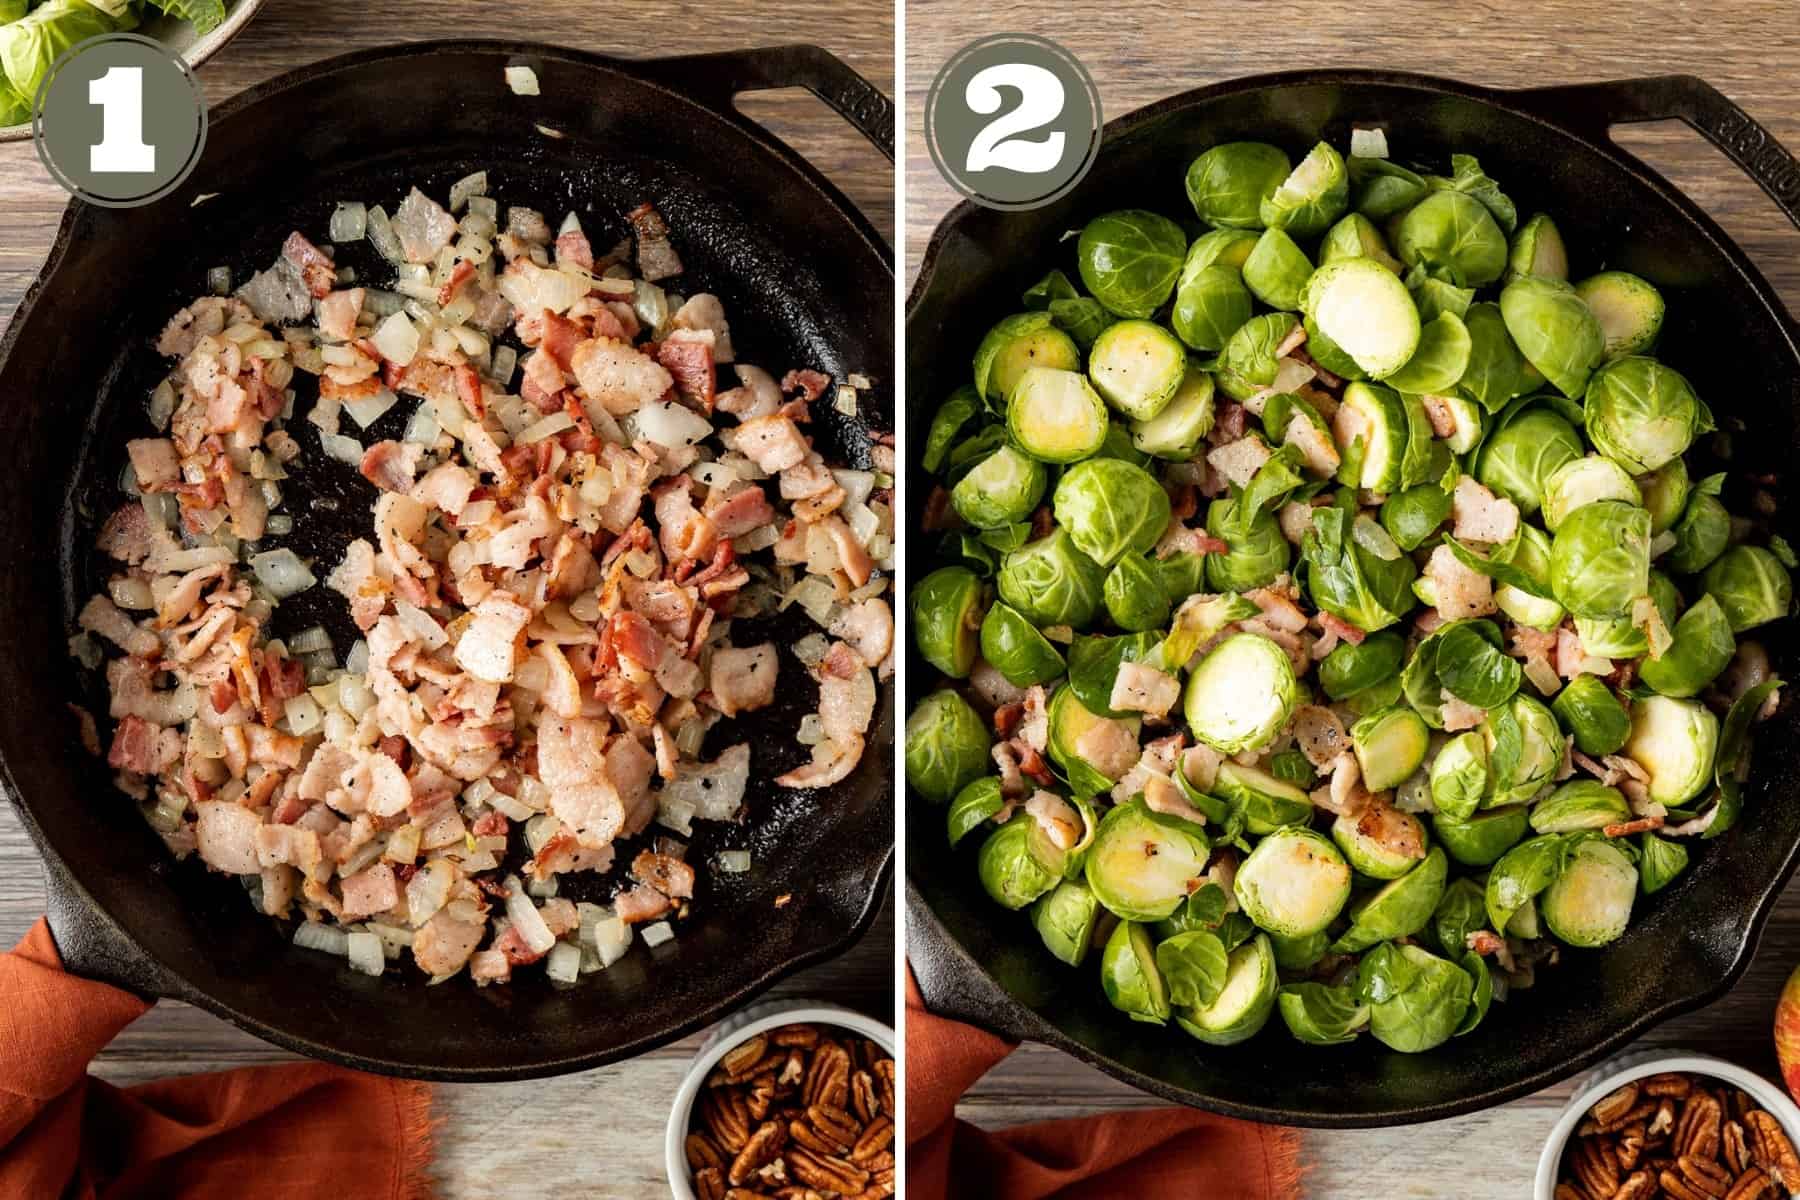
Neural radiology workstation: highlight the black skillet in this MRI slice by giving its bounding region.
[0,40,893,1081]
[906,70,1800,1126]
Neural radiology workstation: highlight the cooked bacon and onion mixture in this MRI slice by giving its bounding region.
[70,174,894,985]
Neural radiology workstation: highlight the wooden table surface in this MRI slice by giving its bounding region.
[906,1,1800,1193]
[0,3,894,1197]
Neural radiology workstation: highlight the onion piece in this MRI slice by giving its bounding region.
[329,201,368,243]
[517,411,575,444]
[343,388,399,429]
[371,311,420,367]
[448,171,488,213]
[365,205,405,264]
[284,693,323,736]
[1350,128,1390,158]
[591,914,631,966]
[206,266,231,296]
[545,941,581,983]
[294,922,349,957]
[717,850,751,874]
[640,921,675,948]
[505,65,540,96]
[249,549,317,598]
[319,431,364,465]
[346,931,385,976]
[503,874,556,955]
[393,598,448,650]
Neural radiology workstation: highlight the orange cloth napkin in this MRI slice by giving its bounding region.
[906,970,1303,1199]
[0,918,436,1200]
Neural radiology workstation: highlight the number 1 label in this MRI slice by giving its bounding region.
[89,65,155,174]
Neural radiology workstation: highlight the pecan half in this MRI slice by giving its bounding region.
[1614,1171,1658,1200]
[1594,1083,1644,1127]
[1725,1119,1751,1174]
[1673,1153,1733,1198]
[772,1024,821,1048]
[786,1145,870,1196]
[804,1043,852,1110]
[694,1167,726,1200]
[703,1088,752,1153]
[1553,1186,1586,1200]
[874,1058,895,1115]
[852,1115,895,1164]
[1726,1167,1776,1200]
[1678,1093,1724,1160]
[1647,1074,1696,1099]
[728,1120,786,1187]
[721,1034,770,1080]
[1572,1137,1622,1197]
[687,1132,727,1173]
[746,1070,779,1121]
[851,1070,878,1124]
[1746,1109,1800,1189]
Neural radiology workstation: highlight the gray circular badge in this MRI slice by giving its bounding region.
[32,33,206,208]
[924,33,1102,212]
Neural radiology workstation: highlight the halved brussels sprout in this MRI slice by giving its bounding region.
[979,601,1067,688]
[1185,141,1291,228]
[1085,798,1211,921]
[1434,804,1529,867]
[1639,832,1690,895]
[1432,620,1522,710]
[1077,210,1188,318]
[1156,929,1231,1010]
[1667,487,1732,576]
[1498,275,1605,398]
[1432,877,1489,956]
[1459,301,1531,413]
[1304,258,1421,380]
[1242,228,1316,311]
[974,312,1082,407]
[1485,833,1567,936]
[1550,500,1650,618]
[1171,263,1253,352]
[1213,761,1313,835]
[950,444,1047,530]
[1584,357,1709,474]
[1361,942,1474,1054]
[923,385,981,472]
[1637,458,1691,536]
[1352,706,1431,791]
[1435,392,1486,454]
[1430,731,1490,821]
[1530,780,1630,834]
[1104,555,1172,633]
[1032,878,1102,966]
[1156,553,1209,611]
[1185,227,1261,272]
[1494,524,1566,630]
[1623,695,1720,807]
[1393,191,1508,287]
[1506,213,1568,283]
[1130,368,1215,460]
[1303,502,1418,634]
[1541,455,1641,533]
[1234,827,1352,937]
[1333,846,1448,953]
[1174,934,1278,1046]
[1551,674,1631,756]
[1411,274,1476,324]
[1047,685,1141,796]
[978,815,1061,910]
[1485,694,1565,808]
[1541,837,1638,948]
[1204,495,1293,593]
[947,777,1005,848]
[1053,459,1172,568]
[1575,271,1664,360]
[1385,312,1472,396]
[1332,381,1409,492]
[906,689,991,804]
[1703,545,1793,632]
[1260,141,1349,236]
[1350,156,1429,219]
[1319,630,1407,700]
[1573,569,1677,663]
[1006,367,1108,464]
[1221,312,1301,387]
[998,529,1107,629]
[1640,593,1735,698]
[910,566,985,678]
[1321,211,1402,273]
[1270,928,1331,972]
[1380,483,1452,552]
[1184,633,1298,754]
[1278,982,1369,1046]
[1302,313,1368,382]
[1088,320,1188,421]
[1332,803,1429,881]
[1100,920,1170,1024]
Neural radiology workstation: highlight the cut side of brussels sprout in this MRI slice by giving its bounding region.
[1434,392,1484,454]
[1575,271,1665,361]
[1305,259,1421,381]
[1087,320,1188,421]
[1331,804,1428,880]
[1529,780,1630,834]
[1130,369,1215,460]
[1234,828,1352,937]
[978,816,1061,910]
[1541,838,1637,948]
[1185,227,1261,272]
[973,312,1082,406]
[1433,804,1529,867]
[1261,141,1350,237]
[1174,934,1278,1046]
[1085,799,1210,922]
[1623,695,1720,807]
[1100,920,1170,1024]
[1540,455,1641,533]
[1242,228,1316,311]
[1186,142,1292,229]
[1333,845,1448,953]
[1213,761,1314,835]
[1584,357,1708,474]
[1184,633,1298,754]
[1351,706,1430,791]
[950,444,1047,530]
[1032,878,1102,966]
[1332,382,1409,492]
[1006,367,1109,464]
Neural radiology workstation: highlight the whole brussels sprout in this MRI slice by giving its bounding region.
[1667,485,1732,575]
[1474,405,1584,514]
[1488,693,1565,808]
[1319,630,1407,701]
[947,776,1006,848]
[1078,210,1189,318]
[1541,838,1638,948]
[1332,846,1448,954]
[1261,141,1350,236]
[1458,301,1531,413]
[1430,731,1490,821]
[1171,262,1253,352]
[1498,275,1605,398]
[910,566,986,678]
[978,815,1061,909]
[1549,500,1650,618]
[1185,633,1300,756]
[1100,920,1170,1024]
[1637,458,1691,535]
[1551,674,1631,756]
[1392,190,1508,287]
[1529,780,1630,834]
[978,602,1066,687]
[949,444,1046,530]
[905,689,990,804]
[1583,357,1710,473]
[1320,212,1402,273]
[1204,495,1292,593]
[1053,459,1172,568]
[1640,593,1736,698]
[1032,878,1102,966]
[1278,981,1369,1046]
[1185,141,1291,229]
[1242,228,1316,311]
[973,312,1082,407]
[1703,545,1793,632]
[1360,942,1474,1054]
[1085,799,1212,921]
[997,529,1108,629]
[1104,555,1172,632]
[1623,695,1720,807]
[1506,213,1568,283]
[1429,153,1518,232]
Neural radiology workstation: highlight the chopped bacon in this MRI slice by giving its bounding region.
[1318,611,1366,647]
[1604,816,1664,838]
[614,884,673,924]
[631,849,696,900]
[555,228,594,271]
[359,439,423,493]
[436,260,476,307]
[658,338,716,411]
[781,368,831,405]
[281,231,337,298]
[539,310,585,372]
[107,715,164,773]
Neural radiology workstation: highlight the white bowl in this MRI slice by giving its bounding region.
[664,999,896,1200]
[1534,1049,1800,1198]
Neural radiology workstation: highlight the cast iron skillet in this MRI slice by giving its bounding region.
[0,40,894,1081]
[907,70,1800,1127]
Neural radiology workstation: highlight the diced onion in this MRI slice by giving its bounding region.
[147,379,176,430]
[448,171,489,213]
[345,639,369,675]
[794,633,829,667]
[656,794,695,837]
[659,744,750,822]
[365,205,405,264]
[797,713,823,746]
[640,921,675,948]
[834,385,858,416]
[1350,127,1390,158]
[518,411,575,444]
[591,914,631,966]
[109,576,154,611]
[294,922,349,957]
[403,404,440,445]
[371,311,420,367]
[284,693,323,736]
[288,625,332,654]
[488,789,536,822]
[546,940,581,983]
[344,388,400,429]
[1352,515,1402,562]
[249,548,317,598]
[503,874,557,955]
[393,599,448,649]
[346,931,385,976]
[488,344,518,385]
[319,431,364,465]
[717,850,751,874]
[329,201,368,243]
[505,65,540,95]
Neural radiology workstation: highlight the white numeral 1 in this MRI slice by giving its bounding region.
[89,66,155,174]
[964,62,1066,175]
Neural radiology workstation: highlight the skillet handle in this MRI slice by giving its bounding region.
[1510,75,1800,231]
[41,855,179,1002]
[636,44,895,163]
[903,884,1042,1044]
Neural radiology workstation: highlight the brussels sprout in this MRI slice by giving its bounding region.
[1393,191,1509,287]
[1174,934,1278,1046]
[1430,731,1490,821]
[1203,495,1292,593]
[1487,693,1565,808]
[1269,748,1319,790]
[1242,228,1316,311]
[1498,275,1605,398]
[1433,620,1523,710]
[1053,459,1172,568]
[1171,263,1253,352]
[1321,212,1402,273]
[1703,545,1793,632]
[0,2,119,114]
[1259,141,1350,236]
[1156,553,1210,611]
[1550,501,1650,618]
[1434,804,1530,867]
[1221,313,1301,388]
[1047,685,1141,796]
[947,777,1006,848]
[1641,593,1736,698]
[1078,210,1189,318]
[1458,301,1531,413]
[1622,694,1720,809]
[1541,455,1642,533]
[1277,981,1369,1046]
[1491,524,1566,630]
[1385,313,1472,396]
[1638,458,1691,536]
[1156,929,1231,1009]
[910,566,985,678]
[1411,273,1476,324]
[1301,313,1369,382]
[1099,555,1169,633]
[1551,674,1632,756]
[1361,942,1474,1054]
[1303,503,1418,634]
[950,444,1047,530]
[1438,392,1488,454]
[1485,833,1567,936]
[1032,878,1102,966]
[1213,761,1313,834]
[973,313,1081,412]
[1022,267,1079,309]
[1429,153,1518,232]
[1303,258,1421,380]
[1639,832,1690,895]
[1234,827,1352,937]
[945,425,1009,483]
[1667,487,1732,576]
[1394,391,1440,492]
[1575,271,1665,360]
[1319,631,1407,700]
[1541,837,1638,948]
[1006,367,1109,464]
[1350,156,1430,219]
[1153,882,1233,941]
[1185,633,1299,754]
[998,529,1107,629]
[1506,213,1568,283]
[979,602,1066,687]
[1333,846,1448,953]
[1085,798,1211,921]
[1185,141,1291,229]
[1573,567,1679,662]
[1083,320,1187,423]
[1162,591,1260,666]
[1432,878,1490,956]
[1332,802,1429,881]
[906,690,990,804]
[1186,227,1262,272]
[977,816,1060,910]
[1332,382,1409,491]
[1584,357,1709,474]
[1270,928,1331,972]
[1130,369,1215,460]
[1352,706,1431,792]
[1530,780,1631,834]
[1380,483,1453,552]
[1100,920,1170,1024]
[1050,297,1111,348]
[1455,950,1496,1036]
[923,385,981,472]
[1067,632,1159,718]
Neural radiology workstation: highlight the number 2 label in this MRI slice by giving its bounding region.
[964,62,1066,175]
[89,66,155,174]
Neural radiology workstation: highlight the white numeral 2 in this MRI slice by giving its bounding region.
[89,66,155,174]
[964,63,1066,175]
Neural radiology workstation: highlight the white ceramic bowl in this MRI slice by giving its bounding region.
[664,999,896,1200]
[1535,1049,1800,1198]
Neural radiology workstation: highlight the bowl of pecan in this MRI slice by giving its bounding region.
[667,1002,896,1199]
[1536,1053,1800,1199]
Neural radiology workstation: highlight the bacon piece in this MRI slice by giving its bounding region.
[780,368,830,405]
[555,229,594,271]
[107,715,165,773]
[281,231,337,298]
[631,849,696,900]
[359,439,424,493]
[658,338,716,411]
[1318,611,1365,648]
[615,883,673,924]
